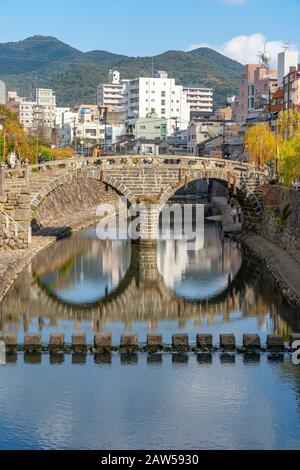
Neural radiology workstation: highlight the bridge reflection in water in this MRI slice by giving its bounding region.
[0,221,299,342]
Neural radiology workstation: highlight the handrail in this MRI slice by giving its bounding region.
[0,208,32,244]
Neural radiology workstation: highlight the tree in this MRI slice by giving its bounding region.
[0,104,37,161]
[278,132,300,187]
[245,123,277,166]
[278,110,300,139]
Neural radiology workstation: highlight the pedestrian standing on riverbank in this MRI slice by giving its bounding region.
[231,206,238,224]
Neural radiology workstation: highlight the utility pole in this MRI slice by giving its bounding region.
[103,108,107,152]
[73,117,77,155]
[268,89,272,130]
[222,114,226,159]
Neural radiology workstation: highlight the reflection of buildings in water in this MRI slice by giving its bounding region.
[0,225,299,337]
[157,225,242,291]
[40,237,131,297]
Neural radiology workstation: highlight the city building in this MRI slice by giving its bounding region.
[122,71,190,134]
[283,66,300,111]
[233,62,278,124]
[126,113,168,140]
[278,50,299,86]
[159,130,188,155]
[133,138,162,155]
[6,88,56,140]
[187,118,224,156]
[97,70,126,112]
[269,87,284,114]
[105,124,127,151]
[183,86,213,117]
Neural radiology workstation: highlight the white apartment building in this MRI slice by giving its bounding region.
[7,89,56,139]
[97,70,125,112]
[278,50,299,86]
[122,71,190,133]
[183,86,213,116]
[27,88,56,130]
[55,107,71,127]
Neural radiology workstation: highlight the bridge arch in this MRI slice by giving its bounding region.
[30,167,137,228]
[158,169,265,221]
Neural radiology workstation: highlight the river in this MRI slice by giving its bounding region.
[0,216,300,450]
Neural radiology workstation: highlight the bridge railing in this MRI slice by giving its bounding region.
[0,156,269,189]
[97,155,268,176]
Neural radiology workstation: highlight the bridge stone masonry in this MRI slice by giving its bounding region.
[0,156,269,249]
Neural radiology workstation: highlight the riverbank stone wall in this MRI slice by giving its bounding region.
[259,186,300,263]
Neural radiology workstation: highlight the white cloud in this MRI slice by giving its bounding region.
[189,33,298,66]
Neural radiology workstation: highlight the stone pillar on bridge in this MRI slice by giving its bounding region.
[138,204,160,245]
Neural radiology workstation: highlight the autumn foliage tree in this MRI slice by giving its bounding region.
[278,132,300,187]
[245,123,277,166]
[0,104,74,163]
[0,104,36,161]
[278,110,300,139]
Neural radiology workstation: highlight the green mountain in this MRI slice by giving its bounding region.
[0,35,243,108]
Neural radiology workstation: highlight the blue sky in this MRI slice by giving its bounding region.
[0,0,299,64]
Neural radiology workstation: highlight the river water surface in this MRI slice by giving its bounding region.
[0,218,300,449]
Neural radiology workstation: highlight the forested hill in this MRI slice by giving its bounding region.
[0,36,243,107]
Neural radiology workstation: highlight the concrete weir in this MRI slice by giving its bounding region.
[0,332,299,354]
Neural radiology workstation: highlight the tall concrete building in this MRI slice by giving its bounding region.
[97,70,126,112]
[233,64,277,124]
[283,66,300,111]
[278,50,299,86]
[183,86,213,117]
[6,88,56,140]
[123,71,190,133]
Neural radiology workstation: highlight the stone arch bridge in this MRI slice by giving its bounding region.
[0,156,269,247]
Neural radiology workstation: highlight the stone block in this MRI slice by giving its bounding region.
[172,334,189,352]
[196,334,213,350]
[24,334,42,351]
[49,333,65,351]
[120,334,138,351]
[72,333,87,352]
[147,334,163,351]
[220,334,236,350]
[17,194,30,204]
[13,209,31,221]
[94,333,112,351]
[243,334,261,350]
[267,334,285,351]
[1,333,17,351]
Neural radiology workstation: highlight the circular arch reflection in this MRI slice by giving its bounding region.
[36,229,132,306]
